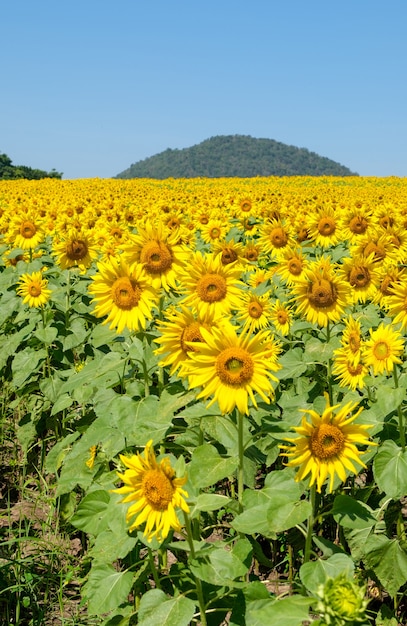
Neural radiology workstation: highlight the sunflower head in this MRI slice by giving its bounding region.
[315,574,368,625]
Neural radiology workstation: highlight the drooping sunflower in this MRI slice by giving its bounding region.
[121,221,188,292]
[88,257,159,333]
[113,440,189,543]
[280,399,376,493]
[154,305,224,377]
[16,270,52,308]
[52,228,98,273]
[234,290,274,332]
[362,322,404,376]
[178,251,244,318]
[290,256,351,327]
[184,324,281,415]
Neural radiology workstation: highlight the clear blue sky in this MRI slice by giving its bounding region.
[2,0,407,179]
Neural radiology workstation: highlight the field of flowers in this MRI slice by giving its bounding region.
[1,175,407,625]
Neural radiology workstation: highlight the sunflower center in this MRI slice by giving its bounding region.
[363,241,385,261]
[310,423,345,459]
[245,247,259,262]
[66,239,88,260]
[216,347,254,386]
[240,200,252,212]
[209,227,221,239]
[111,277,141,310]
[196,273,227,302]
[140,241,173,274]
[248,302,263,319]
[349,266,370,288]
[349,216,368,234]
[20,221,37,238]
[307,278,337,308]
[347,362,363,376]
[269,227,288,248]
[287,258,303,275]
[141,468,174,510]
[348,332,361,353]
[318,216,336,236]
[221,248,238,265]
[180,322,205,352]
[373,340,390,360]
[380,275,394,296]
[277,310,289,324]
[28,283,42,297]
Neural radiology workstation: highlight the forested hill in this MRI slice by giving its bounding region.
[115,135,358,179]
[0,152,62,180]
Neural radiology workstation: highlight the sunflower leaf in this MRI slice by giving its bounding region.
[137,589,196,626]
[373,439,407,499]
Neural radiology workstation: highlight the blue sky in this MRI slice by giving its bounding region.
[2,1,407,179]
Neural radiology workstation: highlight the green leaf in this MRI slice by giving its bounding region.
[70,490,111,536]
[137,589,196,626]
[189,544,249,585]
[276,348,307,379]
[332,494,376,529]
[266,497,311,533]
[188,444,238,489]
[245,595,312,626]
[189,493,232,517]
[82,563,134,616]
[363,535,407,597]
[300,554,355,594]
[373,440,407,499]
[34,325,58,345]
[11,347,47,387]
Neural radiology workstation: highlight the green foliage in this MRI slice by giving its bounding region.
[116,134,358,179]
[0,150,62,179]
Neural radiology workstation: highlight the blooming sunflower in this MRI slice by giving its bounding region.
[290,256,351,327]
[154,305,223,377]
[234,290,274,332]
[16,270,52,308]
[52,228,98,273]
[6,212,45,250]
[273,247,308,285]
[338,253,380,304]
[269,299,293,336]
[185,324,281,415]
[338,316,363,365]
[307,205,342,248]
[88,257,159,333]
[280,399,376,493]
[332,349,368,391]
[121,221,188,292]
[178,251,244,318]
[362,322,404,376]
[113,440,189,543]
[386,280,407,330]
[257,218,294,259]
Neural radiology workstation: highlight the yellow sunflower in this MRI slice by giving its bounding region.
[211,238,246,267]
[16,270,52,308]
[338,316,363,365]
[257,218,294,259]
[52,228,98,273]
[234,291,274,332]
[386,280,407,330]
[178,251,244,318]
[307,205,341,248]
[362,323,404,376]
[113,440,189,543]
[185,324,281,415]
[88,257,159,333]
[338,253,380,304]
[273,247,308,285]
[121,221,188,292]
[280,399,376,493]
[290,257,351,327]
[154,306,223,377]
[6,212,45,250]
[269,299,293,336]
[332,349,368,391]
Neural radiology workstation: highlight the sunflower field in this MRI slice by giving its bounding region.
[1,175,407,625]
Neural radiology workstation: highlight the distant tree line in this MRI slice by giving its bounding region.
[0,152,62,180]
[116,135,358,179]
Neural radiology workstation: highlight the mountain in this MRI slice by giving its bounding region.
[115,135,358,179]
[0,151,62,180]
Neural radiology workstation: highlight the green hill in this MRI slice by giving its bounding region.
[116,134,358,179]
[0,151,62,180]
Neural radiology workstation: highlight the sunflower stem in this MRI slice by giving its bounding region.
[393,366,406,451]
[183,512,207,626]
[237,410,245,512]
[147,547,162,590]
[304,484,316,563]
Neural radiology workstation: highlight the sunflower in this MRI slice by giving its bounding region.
[338,316,363,365]
[184,324,281,415]
[362,323,404,376]
[52,228,98,273]
[386,280,407,330]
[338,253,380,304]
[178,251,244,317]
[339,205,373,243]
[88,257,159,333]
[307,205,341,248]
[280,399,376,493]
[269,299,293,336]
[373,262,407,309]
[200,219,228,245]
[113,440,189,543]
[6,212,45,250]
[290,256,351,327]
[16,270,52,308]
[211,238,246,267]
[332,349,368,391]
[154,305,223,377]
[274,247,308,285]
[234,291,274,332]
[257,218,294,259]
[121,221,188,292]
